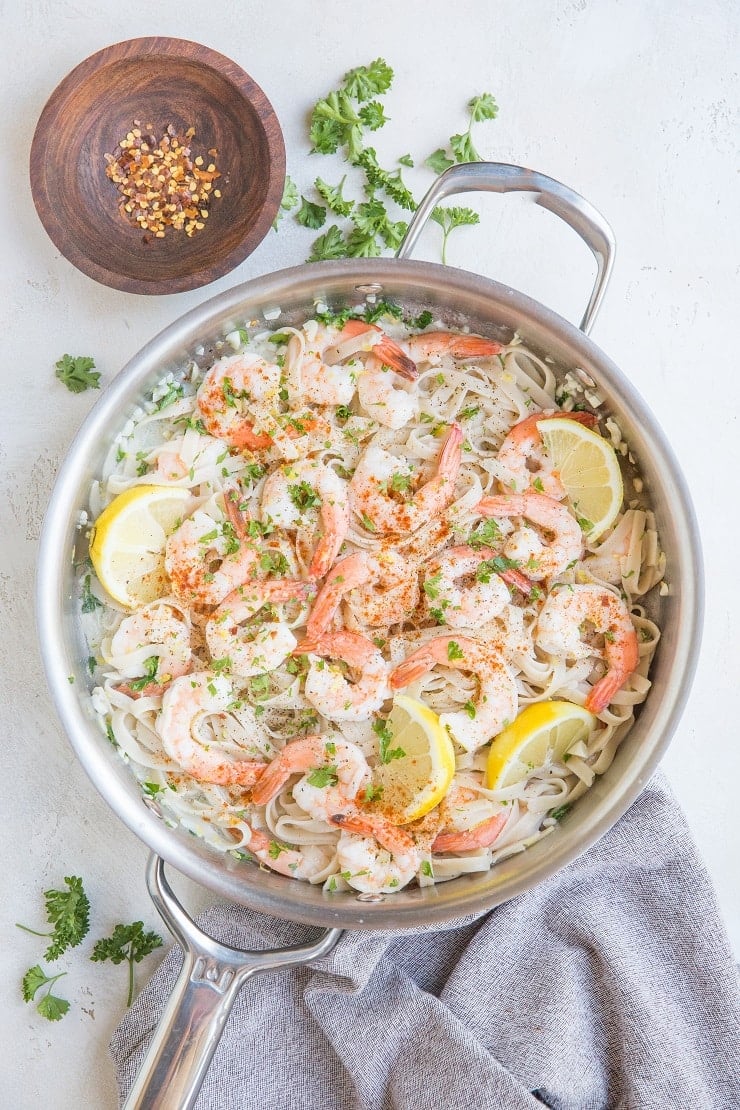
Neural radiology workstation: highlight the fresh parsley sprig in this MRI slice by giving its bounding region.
[288,60,500,265]
[16,875,91,961]
[22,966,70,1022]
[91,922,164,1007]
[55,354,101,394]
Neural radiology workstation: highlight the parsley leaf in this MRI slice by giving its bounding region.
[398,154,414,167]
[91,921,163,1007]
[273,175,299,229]
[81,573,103,613]
[431,205,480,264]
[308,225,348,262]
[475,555,520,583]
[306,765,339,788]
[549,804,571,822]
[426,148,455,174]
[296,196,327,230]
[288,481,321,511]
[469,92,499,122]
[358,100,388,131]
[447,640,464,661]
[354,148,417,211]
[420,860,434,878]
[463,700,477,719]
[127,655,160,693]
[468,518,501,549]
[16,875,90,962]
[343,58,394,102]
[55,354,101,394]
[315,175,355,217]
[411,309,434,330]
[373,718,405,763]
[22,966,69,1021]
[363,782,384,803]
[423,571,442,599]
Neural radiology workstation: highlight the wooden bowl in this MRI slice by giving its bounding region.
[30,38,285,295]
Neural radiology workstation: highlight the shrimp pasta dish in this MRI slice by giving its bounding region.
[84,303,665,896]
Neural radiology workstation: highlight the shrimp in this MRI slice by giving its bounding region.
[165,509,258,607]
[301,630,391,722]
[535,583,639,714]
[390,634,518,752]
[332,814,420,893]
[158,672,266,786]
[251,734,369,812]
[431,786,508,852]
[497,410,598,497]
[356,355,418,430]
[286,319,417,408]
[350,422,463,535]
[196,353,282,450]
[475,492,583,580]
[107,601,193,698]
[245,826,334,881]
[404,331,503,363]
[432,813,507,853]
[206,578,313,678]
[422,545,532,630]
[305,549,420,639]
[261,459,350,579]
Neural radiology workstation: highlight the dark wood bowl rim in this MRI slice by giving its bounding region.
[29,37,286,295]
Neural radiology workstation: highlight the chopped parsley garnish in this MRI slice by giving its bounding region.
[389,471,412,494]
[420,860,433,878]
[447,640,464,661]
[55,354,101,394]
[411,309,434,330]
[306,765,339,788]
[288,481,321,512]
[532,477,545,493]
[360,512,376,532]
[458,405,481,420]
[475,555,520,583]
[373,718,405,763]
[468,518,501,549]
[463,701,476,719]
[549,804,571,822]
[81,574,103,613]
[577,516,594,534]
[423,571,442,599]
[363,783,384,803]
[127,656,159,693]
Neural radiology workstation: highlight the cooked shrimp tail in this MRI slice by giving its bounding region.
[329,811,416,856]
[340,319,418,380]
[432,812,507,853]
[405,331,503,362]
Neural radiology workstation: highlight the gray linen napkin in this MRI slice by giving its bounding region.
[111,773,740,1109]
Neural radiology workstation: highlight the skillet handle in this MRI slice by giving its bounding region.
[396,162,616,336]
[123,855,343,1110]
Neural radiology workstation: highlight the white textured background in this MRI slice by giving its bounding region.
[1,2,737,1106]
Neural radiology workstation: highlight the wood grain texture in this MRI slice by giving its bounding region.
[29,37,286,294]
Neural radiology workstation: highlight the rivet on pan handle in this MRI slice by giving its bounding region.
[396,162,616,336]
[123,855,343,1110]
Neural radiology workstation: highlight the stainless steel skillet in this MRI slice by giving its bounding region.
[36,164,703,1108]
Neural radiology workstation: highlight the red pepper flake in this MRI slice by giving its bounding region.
[104,121,222,238]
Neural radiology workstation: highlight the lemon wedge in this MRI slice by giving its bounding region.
[89,485,191,608]
[485,700,596,789]
[538,417,623,540]
[374,695,456,824]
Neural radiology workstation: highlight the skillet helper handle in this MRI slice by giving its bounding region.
[123,855,343,1110]
[396,161,616,336]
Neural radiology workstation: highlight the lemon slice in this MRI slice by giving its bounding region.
[89,485,191,608]
[485,700,596,789]
[538,417,623,540]
[374,695,456,824]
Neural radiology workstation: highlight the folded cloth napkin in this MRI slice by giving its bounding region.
[111,773,740,1110]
